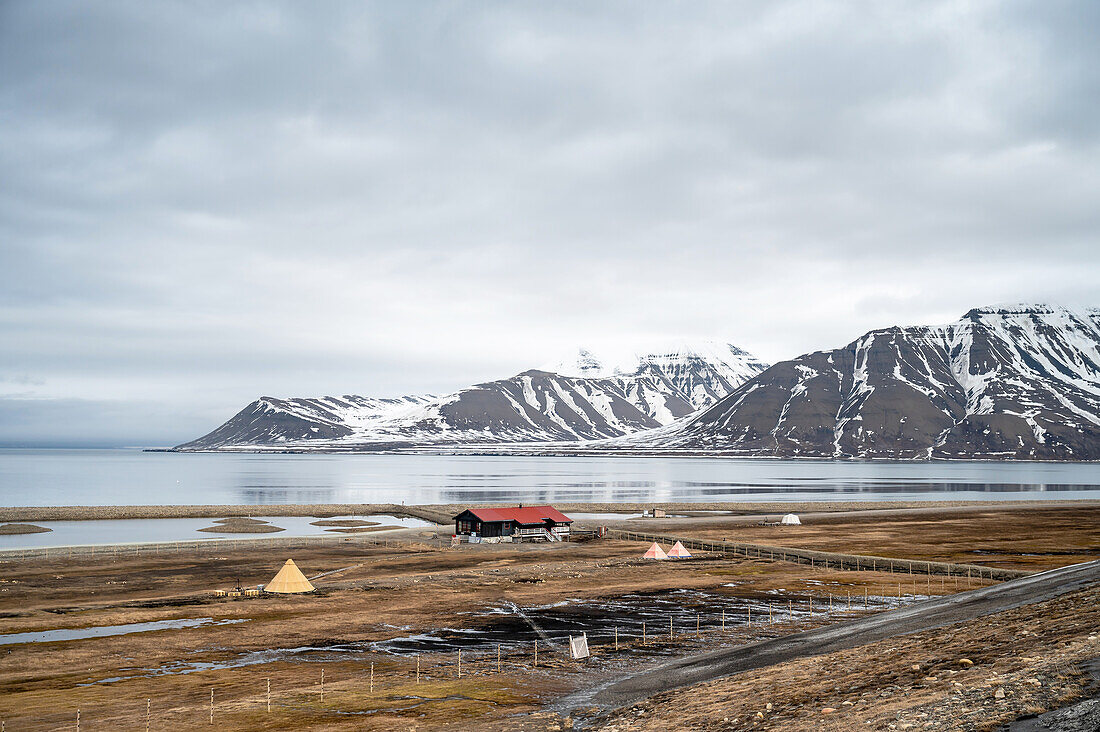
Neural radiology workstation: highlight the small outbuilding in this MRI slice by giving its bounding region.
[780,513,802,525]
[264,559,315,594]
[453,505,573,542]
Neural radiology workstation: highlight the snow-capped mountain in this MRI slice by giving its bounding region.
[543,340,765,413]
[175,340,767,450]
[178,395,436,448]
[618,305,1100,460]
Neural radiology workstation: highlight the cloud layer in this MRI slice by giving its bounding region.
[2,1,1099,444]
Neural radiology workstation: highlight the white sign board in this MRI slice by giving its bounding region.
[569,633,590,660]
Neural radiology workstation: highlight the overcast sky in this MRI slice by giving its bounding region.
[2,1,1099,446]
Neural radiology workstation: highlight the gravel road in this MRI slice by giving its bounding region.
[566,559,1100,713]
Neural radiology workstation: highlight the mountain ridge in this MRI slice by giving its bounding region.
[175,340,766,450]
[607,304,1100,460]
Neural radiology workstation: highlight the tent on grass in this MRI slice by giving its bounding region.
[264,559,315,593]
[642,542,668,560]
[667,541,692,559]
[780,513,802,525]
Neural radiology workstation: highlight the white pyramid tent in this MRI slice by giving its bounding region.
[780,513,801,525]
[264,559,315,593]
[643,542,668,560]
[667,541,692,558]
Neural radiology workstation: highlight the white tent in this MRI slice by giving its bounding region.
[643,542,668,560]
[780,513,801,525]
[667,541,692,559]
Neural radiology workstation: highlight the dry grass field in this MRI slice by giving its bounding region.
[0,502,1096,730]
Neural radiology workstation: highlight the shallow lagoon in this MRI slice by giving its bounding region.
[0,514,432,550]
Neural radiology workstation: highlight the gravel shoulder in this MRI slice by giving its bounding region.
[576,559,1100,713]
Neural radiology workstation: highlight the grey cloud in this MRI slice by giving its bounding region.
[1,1,1098,445]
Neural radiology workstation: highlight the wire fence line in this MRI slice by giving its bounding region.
[2,527,1025,585]
[0,592,892,730]
[1,527,989,727]
[609,529,1029,581]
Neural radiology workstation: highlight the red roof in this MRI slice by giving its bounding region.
[463,505,572,525]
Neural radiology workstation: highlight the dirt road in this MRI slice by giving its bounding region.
[570,558,1100,714]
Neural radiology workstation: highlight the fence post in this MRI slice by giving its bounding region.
[266,678,271,712]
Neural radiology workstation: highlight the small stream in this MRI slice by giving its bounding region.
[0,617,247,646]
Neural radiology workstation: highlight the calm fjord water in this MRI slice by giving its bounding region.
[1,449,1099,507]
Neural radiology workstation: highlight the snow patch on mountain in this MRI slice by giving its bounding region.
[610,304,1100,460]
[176,339,767,450]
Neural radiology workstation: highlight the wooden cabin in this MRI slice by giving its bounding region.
[453,505,573,542]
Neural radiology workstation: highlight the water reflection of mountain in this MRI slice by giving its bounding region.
[1,449,1098,507]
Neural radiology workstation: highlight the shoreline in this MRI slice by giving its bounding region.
[3,499,1099,524]
[0,503,452,524]
[0,526,425,559]
[149,446,1100,463]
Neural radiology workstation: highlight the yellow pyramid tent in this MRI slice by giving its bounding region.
[642,542,668,560]
[264,559,315,594]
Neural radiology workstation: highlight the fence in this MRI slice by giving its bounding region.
[609,529,1030,581]
[0,585,909,729]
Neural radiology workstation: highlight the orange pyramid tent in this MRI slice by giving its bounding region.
[642,542,668,560]
[264,559,315,594]
[667,541,692,559]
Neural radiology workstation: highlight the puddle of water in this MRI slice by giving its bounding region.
[0,617,247,646]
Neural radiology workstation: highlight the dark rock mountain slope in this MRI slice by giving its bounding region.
[625,306,1100,460]
[176,342,766,450]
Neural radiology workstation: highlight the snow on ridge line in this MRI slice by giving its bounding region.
[542,338,763,379]
[179,339,768,449]
[602,302,1100,459]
